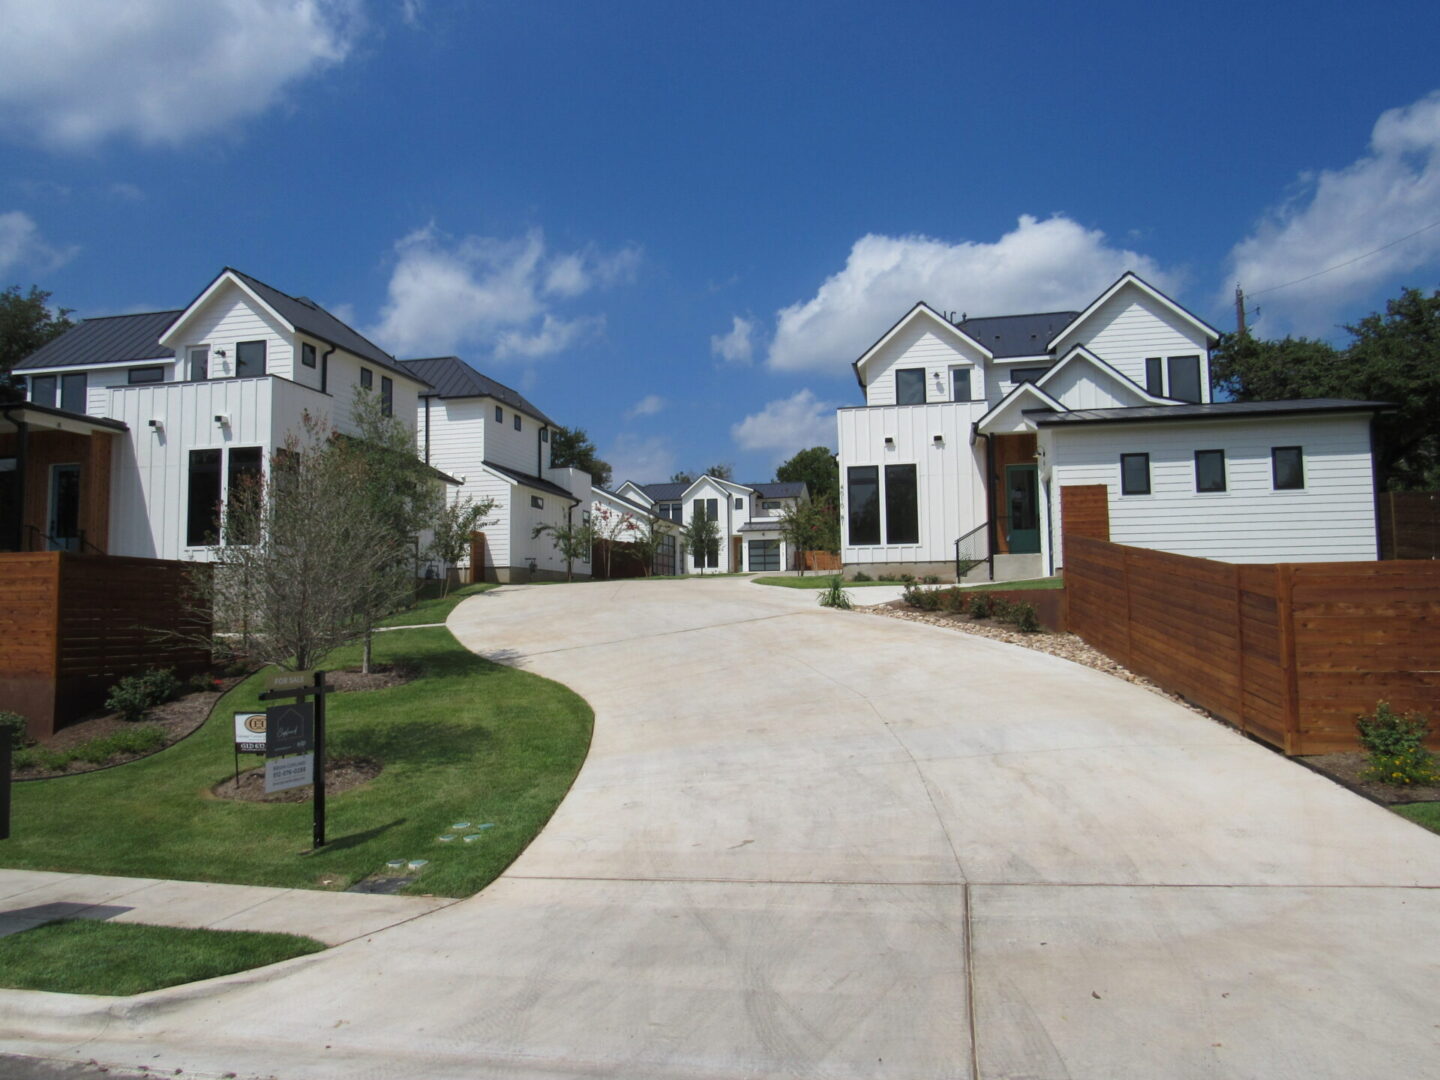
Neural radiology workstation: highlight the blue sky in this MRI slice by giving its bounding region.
[2,0,1438,485]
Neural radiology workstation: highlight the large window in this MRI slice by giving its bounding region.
[1145,357,1163,396]
[188,346,209,382]
[128,366,165,385]
[28,374,56,407]
[235,340,266,378]
[692,498,718,521]
[225,447,263,543]
[381,375,394,417]
[895,368,926,405]
[60,372,87,412]
[1272,446,1304,490]
[1195,449,1226,492]
[847,466,880,545]
[951,368,972,402]
[186,449,223,546]
[658,501,682,522]
[884,464,919,544]
[1167,355,1202,403]
[1120,453,1151,496]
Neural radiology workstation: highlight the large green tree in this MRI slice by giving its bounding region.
[1211,287,1440,490]
[549,425,612,487]
[1,285,73,401]
[776,445,839,503]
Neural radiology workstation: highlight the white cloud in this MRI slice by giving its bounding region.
[605,433,677,487]
[400,0,423,26]
[625,394,666,420]
[767,215,1173,373]
[711,315,755,365]
[369,224,634,359]
[0,0,361,149]
[0,210,77,274]
[731,389,839,458]
[106,182,145,202]
[1225,90,1440,336]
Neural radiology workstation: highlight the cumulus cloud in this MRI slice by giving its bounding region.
[0,0,361,149]
[767,215,1173,373]
[731,389,839,458]
[606,433,677,487]
[369,224,636,358]
[625,394,666,420]
[0,210,77,274]
[711,315,755,365]
[1225,90,1440,336]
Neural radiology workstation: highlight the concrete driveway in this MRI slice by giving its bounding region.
[3,576,1438,1079]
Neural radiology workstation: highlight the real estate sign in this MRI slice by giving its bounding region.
[266,703,314,758]
[233,712,266,754]
[264,753,314,794]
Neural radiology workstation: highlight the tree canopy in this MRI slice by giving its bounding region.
[549,425,612,487]
[776,446,839,503]
[1,285,73,401]
[1212,287,1440,489]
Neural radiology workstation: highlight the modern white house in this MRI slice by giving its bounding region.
[589,484,682,576]
[9,267,436,561]
[836,271,1387,579]
[401,355,594,582]
[614,476,809,572]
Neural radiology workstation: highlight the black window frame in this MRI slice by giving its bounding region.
[1120,453,1151,496]
[951,368,972,402]
[235,340,267,378]
[186,448,223,547]
[513,413,521,432]
[1272,446,1304,490]
[1145,357,1163,396]
[540,428,549,443]
[1009,366,1050,385]
[734,497,744,510]
[846,465,880,546]
[301,342,317,368]
[381,375,394,417]
[224,446,264,544]
[60,372,87,413]
[883,463,919,545]
[29,374,57,407]
[1194,449,1226,493]
[895,367,926,405]
[187,346,209,382]
[495,405,503,423]
[128,366,166,385]
[360,367,373,391]
[1167,355,1202,403]
[531,495,544,509]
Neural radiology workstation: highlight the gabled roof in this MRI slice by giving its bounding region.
[749,481,807,499]
[482,459,580,502]
[400,356,557,425]
[1030,399,1390,428]
[974,380,1067,435]
[852,302,993,388]
[0,400,129,435]
[16,310,181,371]
[615,480,655,505]
[1046,271,1220,352]
[636,481,688,502]
[593,486,657,517]
[956,311,1079,359]
[1034,345,1174,407]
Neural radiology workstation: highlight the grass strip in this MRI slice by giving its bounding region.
[0,919,325,996]
[751,576,900,589]
[1394,802,1440,834]
[377,582,497,627]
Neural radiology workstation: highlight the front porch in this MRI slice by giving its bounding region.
[0,402,123,554]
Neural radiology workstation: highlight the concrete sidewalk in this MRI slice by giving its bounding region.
[0,869,453,946]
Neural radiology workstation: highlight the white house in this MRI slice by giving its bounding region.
[614,476,809,573]
[400,356,593,582]
[589,484,682,576]
[12,267,436,561]
[836,272,1386,579]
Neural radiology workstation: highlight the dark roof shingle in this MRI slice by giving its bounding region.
[399,356,557,426]
[1029,399,1391,427]
[956,311,1080,359]
[483,459,579,502]
[16,310,180,371]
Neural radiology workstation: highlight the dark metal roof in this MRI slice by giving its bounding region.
[637,482,688,501]
[0,400,129,433]
[16,310,180,370]
[483,459,579,503]
[1028,399,1391,428]
[749,481,807,499]
[738,521,782,533]
[956,311,1079,359]
[225,269,428,387]
[400,356,557,426]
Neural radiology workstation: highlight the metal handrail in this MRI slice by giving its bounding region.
[25,523,102,555]
[954,520,993,582]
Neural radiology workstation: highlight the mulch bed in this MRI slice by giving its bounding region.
[1297,753,1440,806]
[328,662,416,693]
[210,756,383,803]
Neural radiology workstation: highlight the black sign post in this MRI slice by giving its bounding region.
[259,670,328,849]
[0,728,11,841]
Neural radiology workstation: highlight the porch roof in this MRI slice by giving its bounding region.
[0,401,129,436]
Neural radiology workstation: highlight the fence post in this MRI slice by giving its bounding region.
[1274,563,1299,754]
[1233,564,1246,736]
[1121,544,1134,668]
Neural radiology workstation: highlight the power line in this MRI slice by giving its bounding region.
[1247,218,1440,298]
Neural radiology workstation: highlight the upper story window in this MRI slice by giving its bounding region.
[530,495,544,509]
[128,366,165,385]
[692,498,718,522]
[761,499,781,511]
[658,501,681,521]
[734,497,744,510]
[28,374,56,408]
[951,368,972,402]
[36,372,88,412]
[301,342,317,368]
[513,413,521,431]
[1272,446,1304,490]
[360,367,373,390]
[1009,366,1050,385]
[187,346,209,382]
[895,368,926,405]
[235,340,266,378]
[1167,356,1202,403]
[540,428,549,443]
[1120,453,1151,496]
[494,405,503,423]
[381,376,394,417]
[1195,449,1226,492]
[1145,358,1163,396]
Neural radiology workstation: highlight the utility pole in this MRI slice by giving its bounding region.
[1234,283,1248,339]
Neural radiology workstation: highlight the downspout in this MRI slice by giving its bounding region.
[974,426,997,581]
[423,397,431,465]
[1,405,27,552]
[320,344,336,395]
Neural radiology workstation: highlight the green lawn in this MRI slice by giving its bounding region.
[962,576,1065,592]
[377,582,497,627]
[1395,802,1440,834]
[0,627,592,898]
[752,575,899,589]
[0,920,325,996]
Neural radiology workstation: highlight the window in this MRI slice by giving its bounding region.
[951,368,972,402]
[1272,446,1304,490]
[187,346,209,382]
[301,342,317,368]
[895,368,926,405]
[495,405,503,423]
[1195,449,1226,492]
[531,495,544,509]
[1120,453,1151,496]
[659,501,681,522]
[29,374,56,407]
[884,464,919,544]
[1009,366,1050,385]
[1167,355,1202,403]
[734,497,744,510]
[540,428,549,443]
[513,413,521,431]
[381,376,394,417]
[582,510,591,526]
[235,340,266,378]
[128,366,165,385]
[360,367,373,390]
[1145,358,1163,396]
[60,372,87,413]
[847,466,880,545]
[692,498,717,521]
[186,449,223,546]
[225,447,263,544]
[762,499,780,510]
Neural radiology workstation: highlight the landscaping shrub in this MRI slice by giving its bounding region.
[0,711,32,749]
[1013,603,1041,633]
[969,593,993,619]
[937,588,968,614]
[12,726,166,773]
[921,574,940,585]
[105,668,180,722]
[851,571,872,582]
[1356,702,1438,786]
[818,577,853,610]
[877,573,897,582]
[989,597,1014,621]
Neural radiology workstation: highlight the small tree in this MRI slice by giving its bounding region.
[429,494,497,596]
[680,510,720,575]
[532,515,596,582]
[590,505,634,579]
[777,498,839,574]
[625,510,670,576]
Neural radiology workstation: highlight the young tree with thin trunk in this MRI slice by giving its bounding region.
[624,510,670,576]
[531,515,596,582]
[429,495,497,596]
[681,509,720,575]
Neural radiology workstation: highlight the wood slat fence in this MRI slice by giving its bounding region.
[1065,536,1440,755]
[802,550,842,572]
[1378,491,1439,560]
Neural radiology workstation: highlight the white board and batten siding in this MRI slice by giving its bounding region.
[512,467,591,576]
[836,402,987,565]
[1045,413,1378,564]
[1050,290,1212,402]
[861,318,988,408]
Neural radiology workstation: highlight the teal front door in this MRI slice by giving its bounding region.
[1004,465,1040,554]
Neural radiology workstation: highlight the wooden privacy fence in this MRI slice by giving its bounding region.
[1065,536,1440,755]
[802,550,842,572]
[1378,491,1439,560]
[0,552,211,740]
